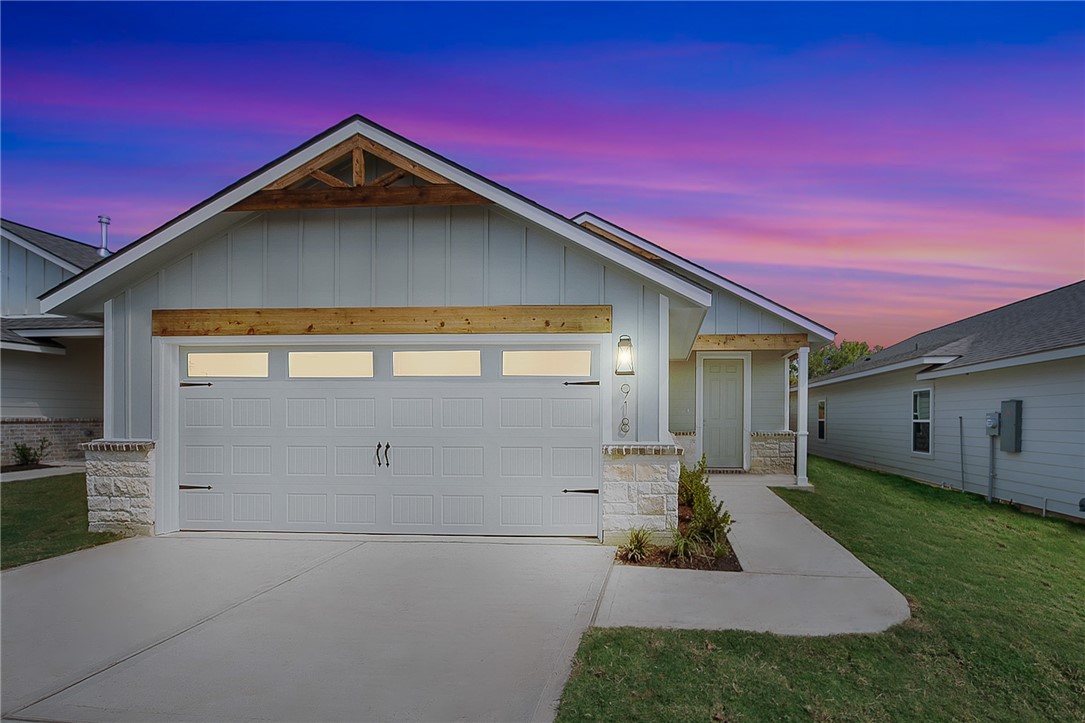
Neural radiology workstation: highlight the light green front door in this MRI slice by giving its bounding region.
[703,359,743,468]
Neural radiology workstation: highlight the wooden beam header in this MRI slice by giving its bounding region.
[692,334,808,351]
[228,185,489,212]
[152,306,613,337]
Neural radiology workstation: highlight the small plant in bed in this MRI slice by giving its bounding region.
[3,438,53,472]
[616,455,740,571]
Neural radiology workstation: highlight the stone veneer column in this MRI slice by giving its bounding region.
[81,440,156,535]
[749,431,797,474]
[601,443,681,544]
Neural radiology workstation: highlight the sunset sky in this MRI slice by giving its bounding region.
[2,2,1081,346]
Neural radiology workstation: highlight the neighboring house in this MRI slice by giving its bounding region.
[1,219,106,465]
[807,282,1085,521]
[40,115,833,538]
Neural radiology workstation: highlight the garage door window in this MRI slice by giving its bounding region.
[393,350,481,377]
[187,352,269,378]
[288,351,374,378]
[502,350,591,377]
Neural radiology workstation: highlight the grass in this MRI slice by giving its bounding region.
[1,474,127,570]
[558,456,1085,722]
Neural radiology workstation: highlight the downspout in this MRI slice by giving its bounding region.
[958,416,966,491]
[987,434,997,503]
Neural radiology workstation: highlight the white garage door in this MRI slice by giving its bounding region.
[176,343,602,536]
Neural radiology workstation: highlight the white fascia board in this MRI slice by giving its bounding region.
[1,229,84,274]
[44,119,711,313]
[572,212,835,341]
[12,327,103,338]
[808,356,959,389]
[915,345,1085,380]
[0,340,66,355]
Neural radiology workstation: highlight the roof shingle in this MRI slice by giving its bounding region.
[1,218,103,270]
[814,281,1085,382]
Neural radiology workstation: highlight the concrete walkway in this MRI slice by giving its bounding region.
[1,463,85,483]
[593,476,911,635]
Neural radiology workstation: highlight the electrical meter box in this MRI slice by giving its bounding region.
[985,411,1000,436]
[1000,399,1022,453]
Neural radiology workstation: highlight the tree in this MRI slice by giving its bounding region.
[790,340,884,385]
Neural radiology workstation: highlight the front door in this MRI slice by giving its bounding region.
[703,359,743,468]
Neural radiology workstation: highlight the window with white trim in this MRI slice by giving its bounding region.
[912,389,932,453]
[817,400,826,440]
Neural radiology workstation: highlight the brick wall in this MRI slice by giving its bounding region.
[2,417,103,465]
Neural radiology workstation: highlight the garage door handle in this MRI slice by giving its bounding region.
[180,382,213,388]
[383,443,391,468]
[375,443,383,468]
[562,488,599,494]
[179,484,213,490]
[563,381,600,386]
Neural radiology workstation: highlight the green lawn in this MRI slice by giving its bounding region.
[1,474,127,570]
[558,456,1085,722]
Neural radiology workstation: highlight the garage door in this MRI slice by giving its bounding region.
[177,344,601,536]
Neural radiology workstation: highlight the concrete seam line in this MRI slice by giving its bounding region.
[3,542,366,719]
[530,555,615,723]
[588,562,616,628]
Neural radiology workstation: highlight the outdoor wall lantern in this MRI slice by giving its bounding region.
[615,335,635,375]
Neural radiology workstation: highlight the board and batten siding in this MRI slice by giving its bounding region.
[669,351,789,434]
[809,358,1085,520]
[699,289,807,336]
[106,205,670,443]
[2,237,75,315]
[1,338,103,418]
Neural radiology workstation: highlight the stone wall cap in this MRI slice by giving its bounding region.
[750,431,797,437]
[3,417,103,424]
[80,440,156,452]
[603,443,683,456]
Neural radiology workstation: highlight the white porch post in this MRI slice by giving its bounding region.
[796,346,810,485]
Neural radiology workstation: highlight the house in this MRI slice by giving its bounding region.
[39,115,833,539]
[807,282,1085,521]
[1,219,106,465]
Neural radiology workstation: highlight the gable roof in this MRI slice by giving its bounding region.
[811,280,1085,386]
[1,218,103,272]
[41,115,712,315]
[572,212,835,343]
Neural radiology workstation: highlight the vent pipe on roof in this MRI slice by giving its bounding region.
[97,215,111,257]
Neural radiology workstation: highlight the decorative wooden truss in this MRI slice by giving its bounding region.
[228,135,489,211]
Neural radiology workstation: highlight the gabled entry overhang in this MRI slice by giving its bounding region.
[572,212,836,347]
[41,115,712,316]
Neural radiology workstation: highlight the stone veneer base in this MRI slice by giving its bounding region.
[81,440,156,535]
[749,431,797,474]
[601,443,681,545]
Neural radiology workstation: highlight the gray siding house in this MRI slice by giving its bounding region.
[808,282,1084,521]
[1,220,106,464]
[40,115,832,539]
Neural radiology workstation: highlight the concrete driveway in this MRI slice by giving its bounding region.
[2,535,613,723]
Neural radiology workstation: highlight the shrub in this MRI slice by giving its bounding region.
[617,527,655,563]
[13,438,51,466]
[678,454,734,545]
[667,525,698,562]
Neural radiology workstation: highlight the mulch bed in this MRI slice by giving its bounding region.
[1,463,54,473]
[617,501,743,572]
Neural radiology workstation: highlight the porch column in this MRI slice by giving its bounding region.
[796,346,810,485]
